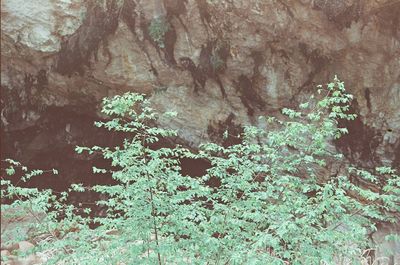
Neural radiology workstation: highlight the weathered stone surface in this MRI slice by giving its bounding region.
[0,0,398,181]
[1,0,85,53]
[1,206,46,265]
[2,1,399,169]
[17,241,34,253]
[0,0,398,189]
[1,249,11,256]
[372,222,400,265]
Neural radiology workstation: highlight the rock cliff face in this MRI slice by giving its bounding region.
[1,0,399,172]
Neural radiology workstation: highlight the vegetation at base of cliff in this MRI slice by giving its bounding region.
[1,77,400,264]
[148,16,170,49]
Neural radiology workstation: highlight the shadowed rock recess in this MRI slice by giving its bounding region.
[1,0,399,260]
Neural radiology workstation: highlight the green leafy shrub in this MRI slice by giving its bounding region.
[1,160,92,264]
[2,77,399,264]
[148,16,170,49]
[191,77,400,264]
[73,93,210,264]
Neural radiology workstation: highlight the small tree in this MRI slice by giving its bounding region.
[148,16,170,48]
[192,76,400,264]
[73,93,210,264]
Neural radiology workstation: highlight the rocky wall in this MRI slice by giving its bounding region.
[1,0,399,176]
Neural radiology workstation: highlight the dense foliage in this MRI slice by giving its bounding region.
[148,16,170,49]
[1,77,399,264]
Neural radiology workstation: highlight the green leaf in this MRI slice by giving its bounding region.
[6,166,15,176]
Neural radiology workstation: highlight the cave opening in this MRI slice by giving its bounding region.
[334,98,383,168]
[1,103,223,217]
[0,105,120,216]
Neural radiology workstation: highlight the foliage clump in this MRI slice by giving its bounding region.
[148,16,170,48]
[1,77,400,264]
